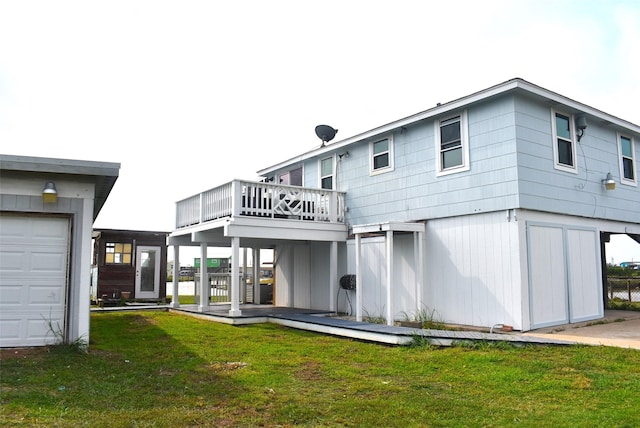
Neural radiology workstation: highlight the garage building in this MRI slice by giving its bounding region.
[0,155,120,347]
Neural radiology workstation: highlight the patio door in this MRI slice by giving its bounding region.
[135,246,160,299]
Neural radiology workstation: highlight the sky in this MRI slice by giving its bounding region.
[1,0,639,264]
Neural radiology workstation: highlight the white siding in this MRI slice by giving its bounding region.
[424,211,521,329]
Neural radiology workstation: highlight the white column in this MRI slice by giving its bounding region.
[355,233,362,322]
[198,243,208,312]
[170,245,180,308]
[386,230,394,326]
[329,241,338,312]
[415,231,424,311]
[242,247,248,303]
[253,248,261,304]
[229,237,242,316]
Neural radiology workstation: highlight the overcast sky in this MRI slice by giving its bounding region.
[1,0,638,264]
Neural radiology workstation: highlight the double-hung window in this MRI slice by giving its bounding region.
[435,111,469,175]
[370,136,394,174]
[551,110,577,173]
[618,133,637,186]
[320,156,334,189]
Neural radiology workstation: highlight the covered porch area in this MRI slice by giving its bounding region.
[168,179,348,317]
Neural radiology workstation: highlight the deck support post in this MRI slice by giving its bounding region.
[355,233,362,322]
[386,230,394,326]
[415,231,424,312]
[170,245,180,308]
[198,243,208,312]
[229,237,242,316]
[329,241,338,312]
[253,248,261,304]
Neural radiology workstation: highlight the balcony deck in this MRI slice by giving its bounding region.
[171,180,348,245]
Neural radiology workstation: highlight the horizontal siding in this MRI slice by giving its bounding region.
[340,95,520,226]
[267,92,639,227]
[515,95,640,223]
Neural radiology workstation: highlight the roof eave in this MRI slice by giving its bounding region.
[257,78,640,176]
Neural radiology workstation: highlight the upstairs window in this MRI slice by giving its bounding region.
[278,166,303,186]
[618,133,637,186]
[370,136,394,174]
[320,157,334,189]
[435,111,469,175]
[105,242,132,265]
[551,110,577,173]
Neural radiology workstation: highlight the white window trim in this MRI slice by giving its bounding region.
[551,109,578,174]
[617,132,637,187]
[369,134,394,176]
[318,155,336,190]
[435,110,470,177]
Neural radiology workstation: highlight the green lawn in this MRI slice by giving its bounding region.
[2,311,639,427]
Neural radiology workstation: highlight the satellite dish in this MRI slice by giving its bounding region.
[315,125,338,146]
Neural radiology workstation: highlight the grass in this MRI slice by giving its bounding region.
[608,299,640,311]
[2,311,639,427]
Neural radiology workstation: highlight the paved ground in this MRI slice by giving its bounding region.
[523,310,640,350]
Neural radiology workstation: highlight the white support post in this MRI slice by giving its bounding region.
[231,180,242,218]
[355,233,362,322]
[170,245,180,308]
[242,247,248,303]
[253,248,261,304]
[415,231,424,311]
[198,243,208,312]
[386,230,394,326]
[329,241,338,312]
[229,237,242,316]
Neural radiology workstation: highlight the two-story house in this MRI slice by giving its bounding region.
[168,78,639,332]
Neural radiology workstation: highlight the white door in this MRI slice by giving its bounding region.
[528,224,568,329]
[0,214,70,347]
[566,228,602,323]
[135,246,160,299]
[527,223,603,329]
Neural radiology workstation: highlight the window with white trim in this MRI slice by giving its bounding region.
[618,133,637,186]
[369,136,394,174]
[435,111,469,175]
[320,156,334,189]
[551,110,577,173]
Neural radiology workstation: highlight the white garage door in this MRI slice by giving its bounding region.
[0,214,70,347]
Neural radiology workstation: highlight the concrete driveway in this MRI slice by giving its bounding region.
[524,310,640,350]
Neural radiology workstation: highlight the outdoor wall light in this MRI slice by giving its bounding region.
[42,181,58,203]
[602,172,616,191]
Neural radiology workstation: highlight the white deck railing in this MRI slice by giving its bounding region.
[175,180,346,228]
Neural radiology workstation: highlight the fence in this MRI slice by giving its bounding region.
[607,277,640,302]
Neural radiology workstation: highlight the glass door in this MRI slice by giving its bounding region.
[135,246,161,299]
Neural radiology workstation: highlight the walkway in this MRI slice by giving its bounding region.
[166,304,575,347]
[523,310,640,350]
